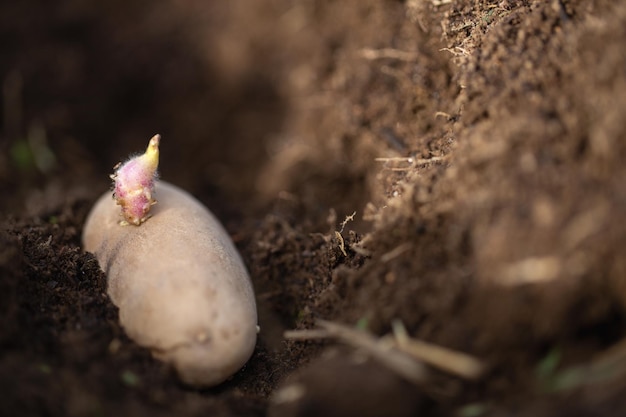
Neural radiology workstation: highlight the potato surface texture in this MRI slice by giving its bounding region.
[83,181,257,386]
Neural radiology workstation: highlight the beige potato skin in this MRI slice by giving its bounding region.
[83,181,257,386]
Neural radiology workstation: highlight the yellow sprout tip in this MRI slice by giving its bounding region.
[143,134,160,171]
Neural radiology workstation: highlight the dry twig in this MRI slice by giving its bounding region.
[360,48,419,61]
[285,319,486,383]
[315,319,428,385]
[392,320,486,380]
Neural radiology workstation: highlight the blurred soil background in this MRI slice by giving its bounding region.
[2,1,626,416]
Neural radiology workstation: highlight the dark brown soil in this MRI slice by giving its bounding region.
[3,1,626,416]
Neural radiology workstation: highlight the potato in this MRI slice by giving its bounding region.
[83,181,258,386]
